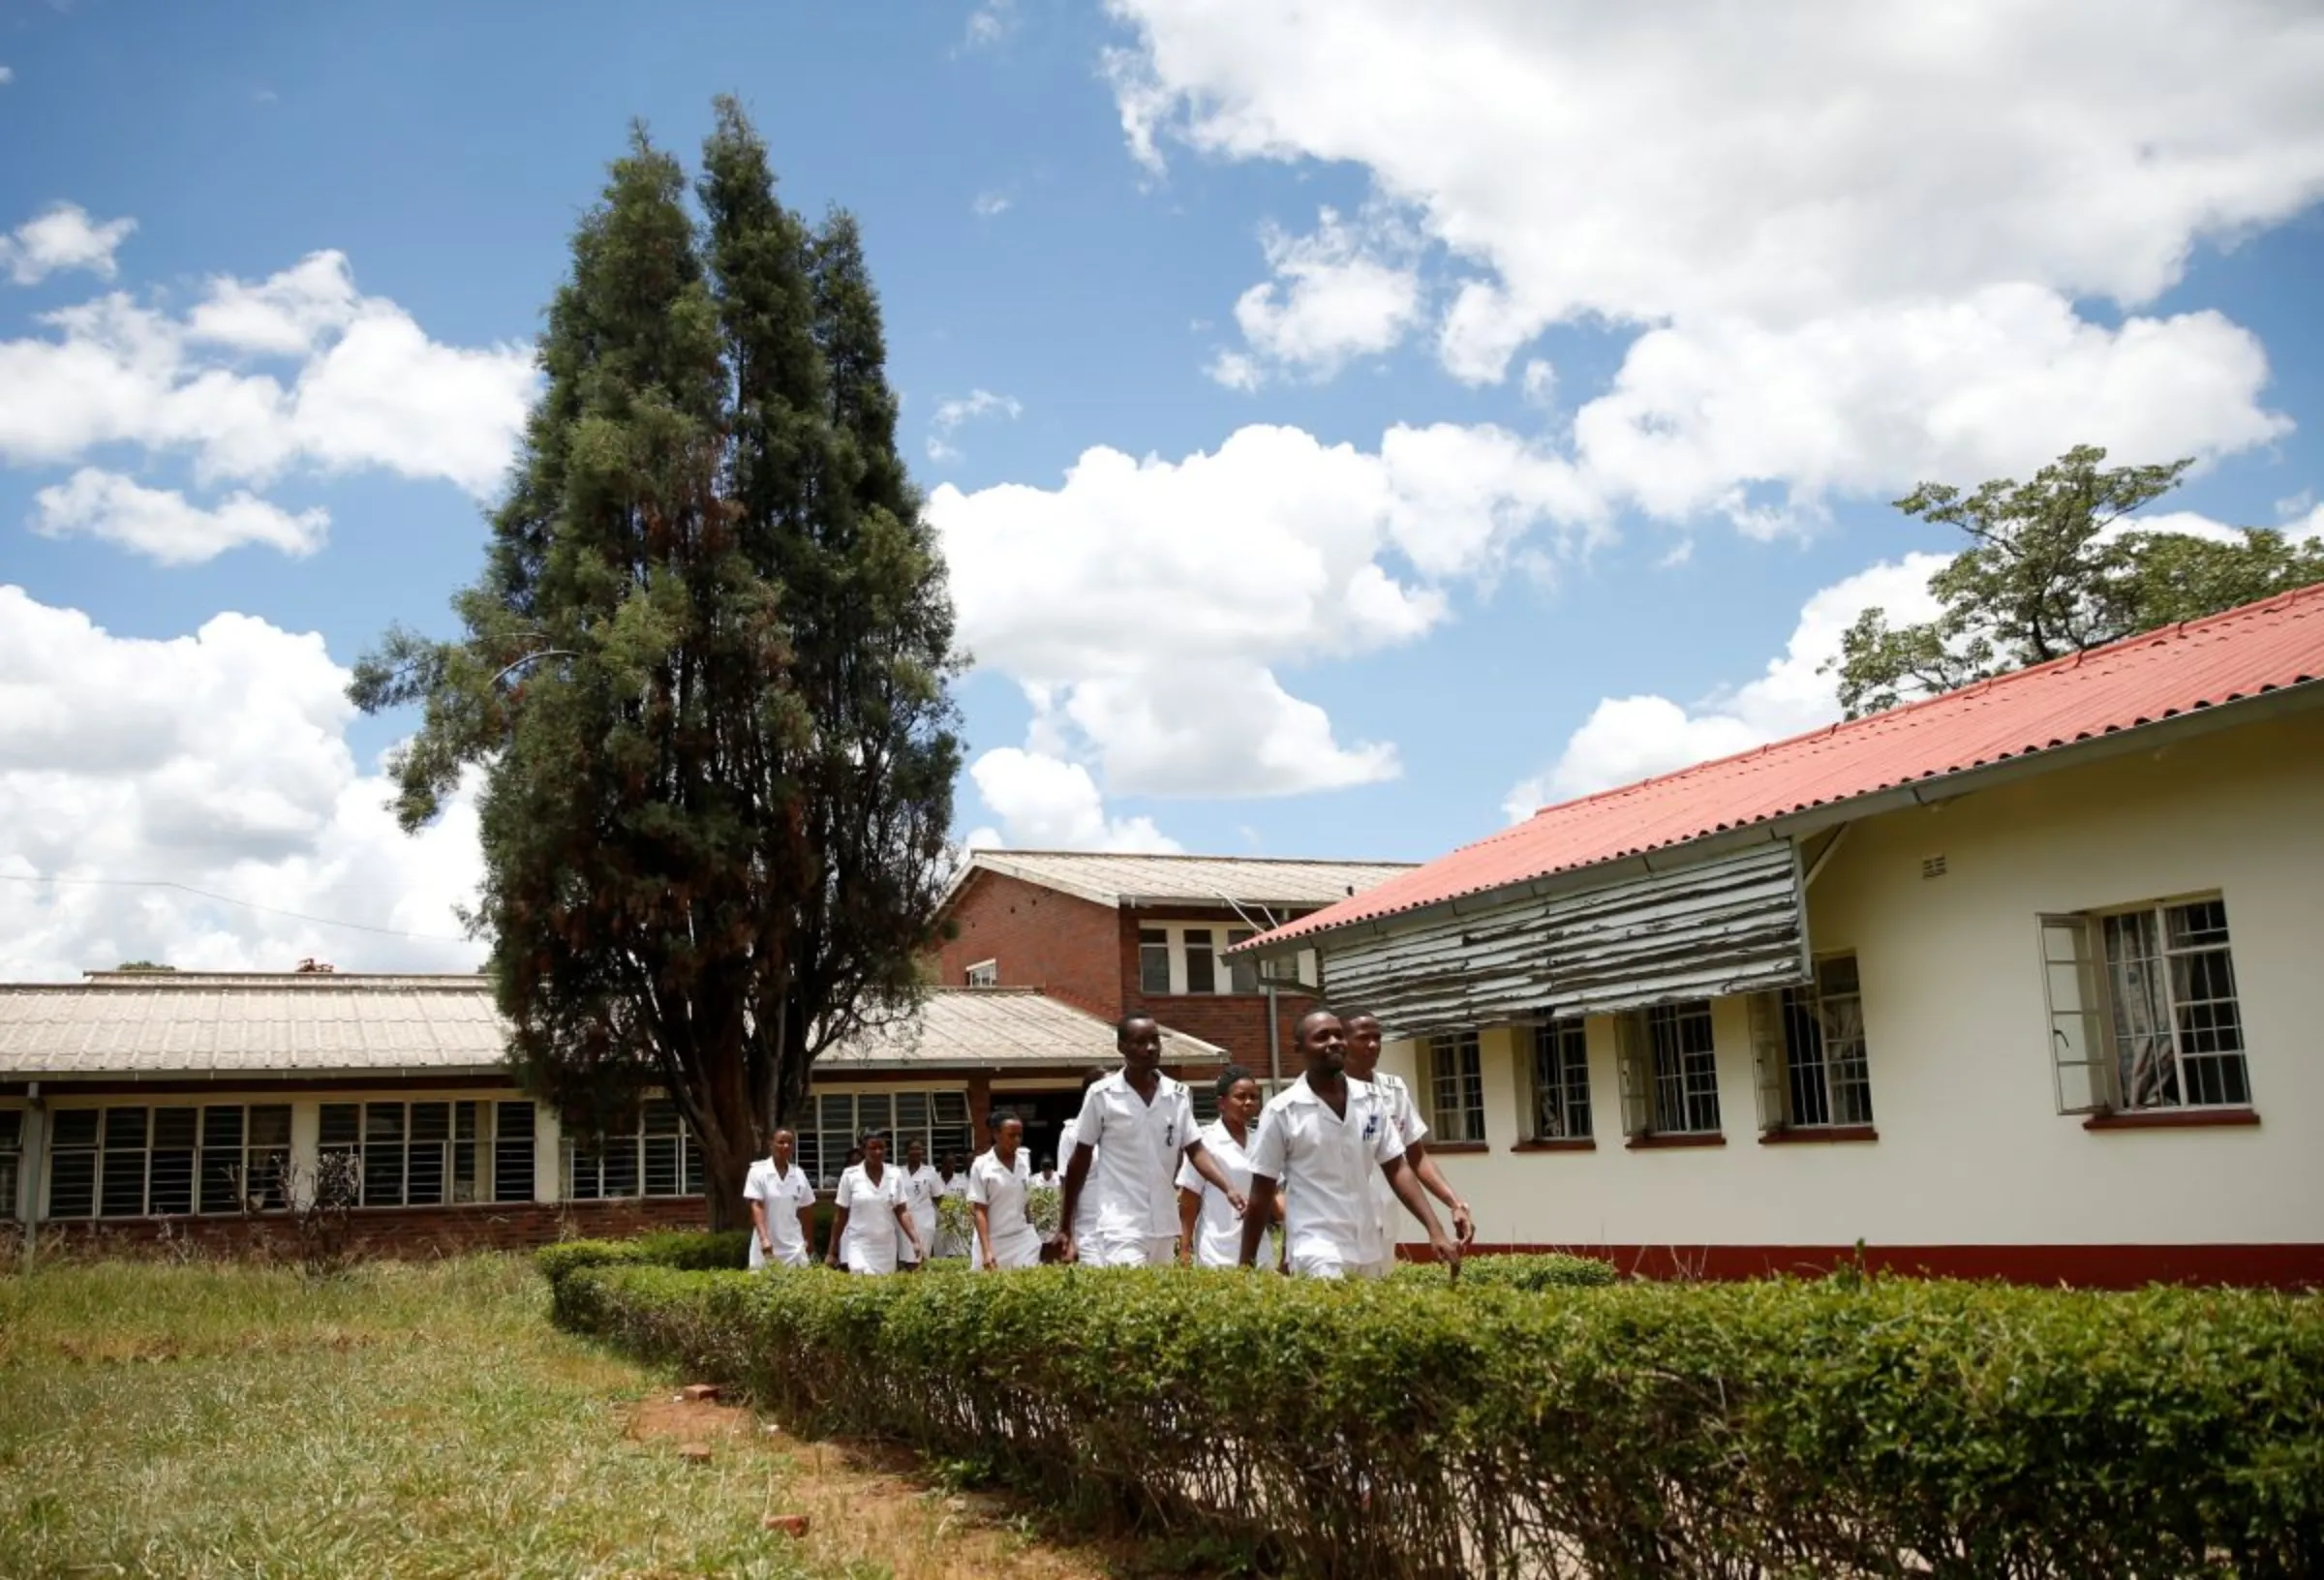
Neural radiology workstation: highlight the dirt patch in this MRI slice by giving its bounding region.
[626,1389,1112,1579]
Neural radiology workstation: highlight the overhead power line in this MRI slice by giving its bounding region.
[0,873,473,945]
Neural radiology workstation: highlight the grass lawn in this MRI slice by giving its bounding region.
[0,1253,1094,1580]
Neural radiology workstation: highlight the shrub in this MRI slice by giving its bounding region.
[541,1250,2324,1579]
[1387,1251,1615,1291]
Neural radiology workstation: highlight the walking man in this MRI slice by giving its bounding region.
[1342,1012,1477,1256]
[1058,1015,1247,1267]
[1240,1010,1460,1280]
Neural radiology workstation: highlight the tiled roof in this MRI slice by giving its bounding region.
[816,987,1227,1071]
[1251,584,2324,949]
[950,851,1416,912]
[0,974,508,1078]
[0,974,1225,1079]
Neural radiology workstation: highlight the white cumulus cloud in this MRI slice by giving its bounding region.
[30,468,329,564]
[0,587,484,982]
[0,240,536,501]
[1,203,137,286]
[1221,205,1423,383]
[964,747,1181,853]
[925,387,1023,464]
[932,420,1602,803]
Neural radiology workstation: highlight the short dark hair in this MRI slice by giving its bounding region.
[989,1106,1023,1132]
[1296,1008,1340,1040]
[1214,1063,1255,1101]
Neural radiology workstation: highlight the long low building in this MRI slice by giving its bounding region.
[1237,586,2324,1288]
[0,974,1223,1251]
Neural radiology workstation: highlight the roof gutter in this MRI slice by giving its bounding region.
[1244,678,2323,957]
[13,1065,511,1085]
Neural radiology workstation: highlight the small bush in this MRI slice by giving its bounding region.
[1388,1251,1615,1291]
[542,1245,2324,1579]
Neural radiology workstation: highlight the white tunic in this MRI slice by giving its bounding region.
[834,1163,908,1274]
[1360,1069,1429,1264]
[898,1163,943,1262]
[1247,1075,1406,1277]
[1174,1117,1256,1268]
[742,1158,817,1270]
[1070,1070,1197,1242]
[967,1148,1043,1269]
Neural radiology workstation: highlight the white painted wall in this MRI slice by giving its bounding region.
[1379,707,2324,1251]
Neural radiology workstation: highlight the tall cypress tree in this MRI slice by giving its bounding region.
[352,102,961,1226]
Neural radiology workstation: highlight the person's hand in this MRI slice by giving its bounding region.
[1056,1231,1079,1265]
[1452,1201,1477,1246]
[1225,1189,1248,1217]
[758,1234,774,1258]
[825,1253,841,1269]
[1177,1240,1194,1267]
[982,1251,998,1272]
[1431,1231,1462,1283]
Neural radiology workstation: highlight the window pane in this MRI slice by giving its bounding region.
[148,1139,196,1217]
[856,1094,892,1141]
[643,1135,683,1197]
[1184,928,1216,994]
[2102,910,2178,1109]
[1647,1002,1721,1134]
[410,1103,451,1142]
[641,1100,680,1136]
[1139,928,1171,995]
[319,1104,360,1148]
[366,1104,406,1143]
[1226,930,1257,993]
[1532,1021,1592,1139]
[48,1150,96,1218]
[493,1102,535,1203]
[201,1107,245,1153]
[100,1147,147,1218]
[0,1109,19,1149]
[599,1133,638,1199]
[105,1108,148,1150]
[51,1109,99,1149]
[152,1107,199,1149]
[683,1134,705,1195]
[1427,1032,1484,1142]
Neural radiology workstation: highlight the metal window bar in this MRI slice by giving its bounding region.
[493,1102,535,1203]
[1428,1032,1484,1143]
[1646,1002,1721,1134]
[1529,1021,1591,1140]
[2099,899,2251,1111]
[1776,957,1874,1129]
[0,1109,19,1220]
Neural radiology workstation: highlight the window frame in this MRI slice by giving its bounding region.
[42,1101,293,1220]
[795,1088,973,1192]
[1752,954,1876,1134]
[561,1097,708,1202]
[1425,1030,1486,1144]
[1524,1019,1593,1142]
[1135,922,1319,997]
[0,1107,22,1221]
[2038,893,2255,1117]
[963,958,999,988]
[319,1098,503,1209]
[1617,1000,1723,1139]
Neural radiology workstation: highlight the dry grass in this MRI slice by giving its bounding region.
[0,1255,1118,1580]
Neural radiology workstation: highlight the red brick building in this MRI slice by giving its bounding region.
[935,851,1417,1088]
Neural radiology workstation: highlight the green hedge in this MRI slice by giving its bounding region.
[1387,1251,1614,1291]
[542,1251,2324,1578]
[535,1230,749,1285]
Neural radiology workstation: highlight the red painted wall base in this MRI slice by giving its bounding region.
[1417,1241,2324,1290]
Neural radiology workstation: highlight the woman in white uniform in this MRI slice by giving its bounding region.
[744,1126,818,1270]
[897,1138,943,1272]
[825,1131,924,1275]
[1177,1065,1280,1268]
[968,1110,1044,1271]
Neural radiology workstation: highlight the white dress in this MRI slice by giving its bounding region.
[899,1163,943,1265]
[967,1148,1043,1270]
[742,1158,817,1269]
[834,1162,908,1275]
[1175,1118,1257,1268]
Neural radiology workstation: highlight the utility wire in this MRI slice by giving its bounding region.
[0,873,472,945]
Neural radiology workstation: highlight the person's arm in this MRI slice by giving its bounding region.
[1403,1141,1477,1245]
[972,1201,996,1269]
[825,1186,852,1267]
[747,1191,773,1261]
[1179,1139,1248,1216]
[891,1198,925,1261]
[1177,1185,1203,1264]
[1237,1173,1280,1267]
[792,1195,814,1259]
[1056,1139,1095,1263]
[1383,1154,1460,1280]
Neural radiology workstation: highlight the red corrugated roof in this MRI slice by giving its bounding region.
[1252,584,2324,948]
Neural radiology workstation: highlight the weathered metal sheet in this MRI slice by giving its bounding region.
[1318,842,1809,1039]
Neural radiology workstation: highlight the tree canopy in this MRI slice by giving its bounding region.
[1831,444,2324,718]
[351,101,961,1224]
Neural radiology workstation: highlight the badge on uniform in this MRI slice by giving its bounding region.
[1363,1114,1379,1139]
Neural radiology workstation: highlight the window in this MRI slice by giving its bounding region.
[564,1099,709,1201]
[1527,1020,1592,1140]
[2041,896,2252,1114]
[0,1109,20,1218]
[1754,955,1875,1130]
[964,958,998,988]
[1183,928,1217,994]
[1139,928,1172,995]
[1618,1001,1721,1136]
[1226,929,1258,994]
[494,1101,536,1203]
[797,1090,972,1190]
[1134,924,1317,996]
[320,1100,501,1207]
[1426,1031,1485,1143]
[44,1103,291,1219]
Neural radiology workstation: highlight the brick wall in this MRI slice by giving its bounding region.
[936,871,1121,1017]
[20,1196,707,1261]
[1116,907,1321,1073]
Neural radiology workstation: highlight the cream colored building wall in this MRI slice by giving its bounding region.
[1376,707,2324,1250]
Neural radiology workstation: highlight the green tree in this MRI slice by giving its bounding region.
[1831,444,2324,717]
[351,102,961,1227]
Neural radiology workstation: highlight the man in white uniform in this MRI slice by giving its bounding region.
[743,1127,817,1270]
[1059,1016,1246,1268]
[897,1139,944,1271]
[1342,1012,1476,1263]
[1241,1011,1461,1281]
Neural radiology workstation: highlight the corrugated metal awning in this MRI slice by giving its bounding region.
[1312,842,1809,1039]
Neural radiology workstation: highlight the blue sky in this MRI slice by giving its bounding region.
[3,1,2322,975]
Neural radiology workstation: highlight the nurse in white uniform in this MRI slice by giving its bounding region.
[1242,1011,1460,1281]
[1177,1065,1282,1268]
[743,1127,818,1270]
[897,1138,944,1272]
[969,1110,1044,1271]
[1059,1017,1246,1268]
[825,1132,925,1275]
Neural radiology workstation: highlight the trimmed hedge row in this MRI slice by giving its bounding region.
[541,1246,2324,1578]
[536,1230,749,1282]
